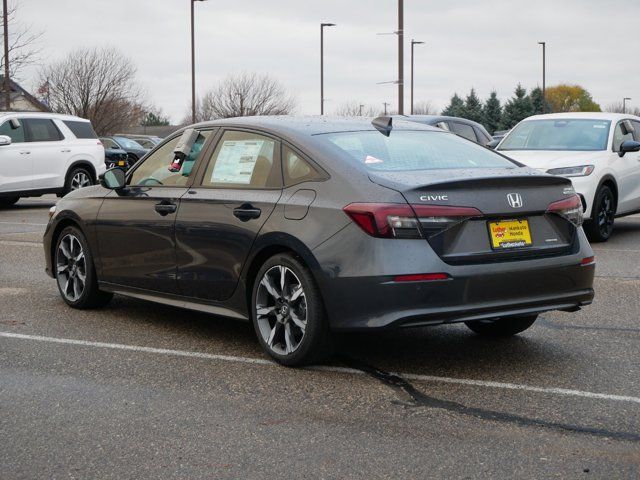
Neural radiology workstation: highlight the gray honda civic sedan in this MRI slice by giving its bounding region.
[44,116,595,366]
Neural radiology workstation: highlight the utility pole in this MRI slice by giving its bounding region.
[397,0,404,115]
[359,104,364,116]
[410,39,424,115]
[383,102,390,115]
[191,0,207,124]
[3,0,10,111]
[623,97,631,114]
[320,22,336,115]
[538,41,546,113]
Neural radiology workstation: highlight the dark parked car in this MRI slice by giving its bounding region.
[100,137,129,169]
[44,116,595,366]
[103,136,149,164]
[401,115,493,146]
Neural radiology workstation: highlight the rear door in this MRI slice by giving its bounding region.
[23,117,69,190]
[0,117,30,193]
[95,130,213,293]
[175,129,282,301]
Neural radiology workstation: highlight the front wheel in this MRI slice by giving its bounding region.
[251,253,332,367]
[584,185,615,242]
[465,315,538,337]
[54,226,113,309]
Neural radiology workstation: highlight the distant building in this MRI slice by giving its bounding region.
[0,76,50,112]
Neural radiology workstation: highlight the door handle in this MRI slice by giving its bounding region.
[233,203,262,221]
[19,150,30,155]
[154,201,177,216]
[61,149,71,153]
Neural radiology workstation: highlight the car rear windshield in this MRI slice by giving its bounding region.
[498,119,611,151]
[319,130,516,171]
[113,136,144,149]
[63,120,98,139]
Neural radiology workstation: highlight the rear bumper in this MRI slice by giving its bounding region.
[320,263,594,330]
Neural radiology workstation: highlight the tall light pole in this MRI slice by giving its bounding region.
[397,0,404,115]
[383,102,390,115]
[623,97,631,114]
[3,0,10,111]
[410,39,424,115]
[538,41,546,113]
[320,22,336,115]
[191,0,207,124]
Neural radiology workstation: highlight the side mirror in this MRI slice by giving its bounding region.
[486,139,500,149]
[0,135,12,146]
[100,167,126,189]
[619,140,640,157]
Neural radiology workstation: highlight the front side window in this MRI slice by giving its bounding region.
[320,130,515,172]
[24,118,63,142]
[498,119,611,151]
[202,131,278,188]
[450,122,477,142]
[0,118,25,143]
[633,121,640,142]
[128,131,210,187]
[612,122,635,151]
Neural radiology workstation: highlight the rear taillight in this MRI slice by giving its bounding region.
[343,203,483,239]
[547,194,584,228]
[393,273,450,282]
[580,256,595,266]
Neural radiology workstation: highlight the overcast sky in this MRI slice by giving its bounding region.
[17,0,640,123]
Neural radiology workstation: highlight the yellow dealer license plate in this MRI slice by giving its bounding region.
[488,219,532,249]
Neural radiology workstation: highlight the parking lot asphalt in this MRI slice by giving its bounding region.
[1,195,639,479]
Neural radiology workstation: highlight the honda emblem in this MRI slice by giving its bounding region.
[507,193,523,208]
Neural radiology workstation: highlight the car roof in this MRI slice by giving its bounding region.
[189,115,439,138]
[0,111,90,122]
[521,112,640,122]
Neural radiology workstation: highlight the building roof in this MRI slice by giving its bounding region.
[0,76,50,112]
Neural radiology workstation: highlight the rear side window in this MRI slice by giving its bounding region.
[201,131,280,189]
[321,130,516,172]
[23,118,63,142]
[63,120,97,139]
[282,145,321,186]
[450,122,477,142]
[0,118,25,143]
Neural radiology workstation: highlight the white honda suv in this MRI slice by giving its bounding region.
[0,112,105,206]
[497,112,640,241]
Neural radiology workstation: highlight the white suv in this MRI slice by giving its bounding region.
[497,112,640,241]
[0,112,105,206]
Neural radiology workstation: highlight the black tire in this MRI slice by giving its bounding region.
[0,196,19,207]
[63,166,94,195]
[54,225,113,309]
[584,185,615,242]
[127,153,138,165]
[465,314,538,338]
[251,253,332,367]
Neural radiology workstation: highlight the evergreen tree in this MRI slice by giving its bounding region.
[529,86,551,115]
[483,90,502,134]
[462,88,484,123]
[441,93,464,117]
[501,84,532,129]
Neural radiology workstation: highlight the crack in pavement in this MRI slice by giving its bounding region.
[339,356,640,444]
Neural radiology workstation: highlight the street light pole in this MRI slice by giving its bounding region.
[3,0,10,111]
[383,102,390,115]
[397,0,404,115]
[320,22,335,115]
[538,41,546,113]
[410,39,424,115]
[623,97,631,114]
[191,0,207,124]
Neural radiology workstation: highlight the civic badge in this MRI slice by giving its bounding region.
[507,193,523,208]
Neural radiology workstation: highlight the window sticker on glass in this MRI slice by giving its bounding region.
[365,155,383,164]
[211,140,265,184]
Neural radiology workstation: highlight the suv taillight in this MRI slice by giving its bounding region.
[343,203,483,239]
[546,194,583,228]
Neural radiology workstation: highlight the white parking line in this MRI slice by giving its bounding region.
[0,221,47,226]
[0,240,42,247]
[1,331,639,406]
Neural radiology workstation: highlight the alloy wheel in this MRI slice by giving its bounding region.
[70,171,92,191]
[256,265,307,355]
[56,234,87,302]
[597,191,615,238]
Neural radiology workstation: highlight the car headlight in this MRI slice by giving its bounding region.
[546,165,594,177]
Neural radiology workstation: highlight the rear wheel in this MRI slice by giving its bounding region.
[0,196,19,207]
[584,185,615,242]
[54,226,113,309]
[465,314,538,337]
[64,166,93,195]
[251,253,331,366]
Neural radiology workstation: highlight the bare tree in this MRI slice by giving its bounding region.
[1,0,42,79]
[39,47,145,135]
[335,101,380,117]
[605,102,640,117]
[188,72,295,122]
[412,100,437,115]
